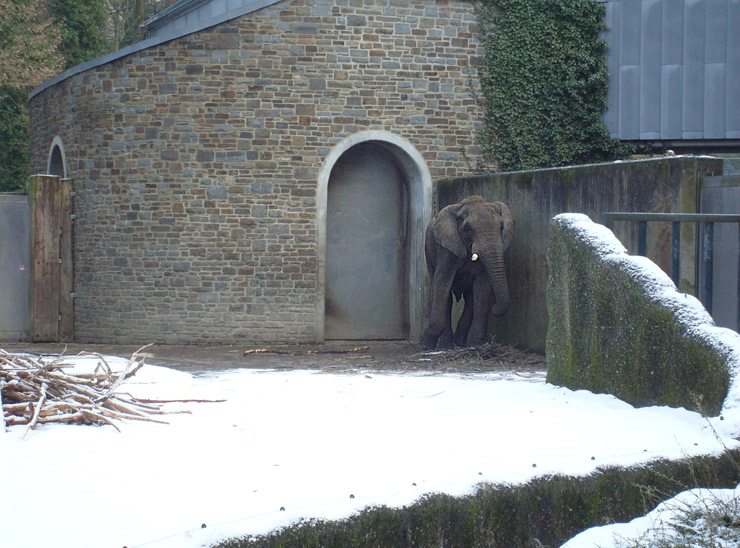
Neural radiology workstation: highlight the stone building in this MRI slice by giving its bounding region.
[28,0,482,344]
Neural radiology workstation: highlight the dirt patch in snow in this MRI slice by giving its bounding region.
[1,340,547,377]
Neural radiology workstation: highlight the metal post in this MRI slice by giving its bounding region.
[671,221,680,287]
[602,213,613,230]
[703,222,714,315]
[638,221,647,257]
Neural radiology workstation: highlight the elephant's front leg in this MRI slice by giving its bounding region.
[466,275,493,347]
[421,290,455,350]
[420,256,457,350]
[437,291,455,349]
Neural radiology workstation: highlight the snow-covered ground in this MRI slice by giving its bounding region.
[2,354,739,548]
[563,483,740,548]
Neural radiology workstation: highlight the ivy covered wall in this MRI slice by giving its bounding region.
[474,0,632,172]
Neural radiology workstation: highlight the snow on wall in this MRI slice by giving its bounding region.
[546,213,740,422]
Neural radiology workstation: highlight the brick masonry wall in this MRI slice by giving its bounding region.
[29,0,482,344]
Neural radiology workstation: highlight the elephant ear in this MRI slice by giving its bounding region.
[494,201,514,250]
[433,203,467,259]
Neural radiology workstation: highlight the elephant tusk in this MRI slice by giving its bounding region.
[471,253,479,261]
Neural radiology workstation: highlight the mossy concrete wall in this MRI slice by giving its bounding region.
[546,213,732,416]
[437,155,724,352]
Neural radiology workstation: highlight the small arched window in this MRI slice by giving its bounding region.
[47,136,67,178]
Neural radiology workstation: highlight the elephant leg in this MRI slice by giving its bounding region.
[454,288,474,347]
[421,289,454,349]
[420,254,458,350]
[436,293,455,349]
[467,276,492,347]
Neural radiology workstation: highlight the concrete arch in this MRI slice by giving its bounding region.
[316,130,432,343]
[47,136,67,178]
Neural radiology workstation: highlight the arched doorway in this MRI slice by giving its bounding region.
[47,136,67,178]
[317,131,432,343]
[325,142,408,339]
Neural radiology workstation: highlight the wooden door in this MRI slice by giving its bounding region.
[29,175,73,342]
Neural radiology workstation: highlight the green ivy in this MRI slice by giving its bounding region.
[0,87,31,193]
[474,0,633,172]
[51,0,109,71]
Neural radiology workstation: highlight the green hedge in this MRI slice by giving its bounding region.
[215,451,740,548]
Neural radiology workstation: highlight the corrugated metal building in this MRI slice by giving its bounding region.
[603,0,740,151]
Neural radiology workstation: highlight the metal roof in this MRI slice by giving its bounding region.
[141,0,284,37]
[140,0,207,31]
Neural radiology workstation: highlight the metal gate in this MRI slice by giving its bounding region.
[0,194,30,340]
[700,175,740,331]
[603,171,740,333]
[325,142,409,339]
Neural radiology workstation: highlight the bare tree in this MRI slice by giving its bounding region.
[107,0,178,50]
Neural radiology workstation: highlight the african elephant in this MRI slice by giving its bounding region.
[420,196,514,350]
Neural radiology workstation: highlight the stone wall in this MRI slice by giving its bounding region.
[28,0,481,344]
[546,213,733,417]
[437,156,724,352]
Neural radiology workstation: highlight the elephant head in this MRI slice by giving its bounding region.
[431,195,514,317]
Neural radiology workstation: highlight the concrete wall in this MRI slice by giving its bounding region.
[546,213,732,417]
[28,0,481,344]
[437,156,724,352]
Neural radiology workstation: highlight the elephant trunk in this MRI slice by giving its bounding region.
[480,241,509,317]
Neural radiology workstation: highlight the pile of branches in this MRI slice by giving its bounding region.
[1,345,170,437]
[416,342,547,371]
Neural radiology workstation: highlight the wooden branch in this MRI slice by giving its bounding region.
[244,345,371,356]
[1,345,180,434]
[94,344,152,404]
[23,382,47,440]
[0,387,5,432]
[135,398,226,404]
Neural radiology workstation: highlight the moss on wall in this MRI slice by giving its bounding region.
[546,214,731,416]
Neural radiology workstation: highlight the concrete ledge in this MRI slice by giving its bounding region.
[546,213,740,417]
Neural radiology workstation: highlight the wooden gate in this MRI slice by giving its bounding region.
[28,175,73,342]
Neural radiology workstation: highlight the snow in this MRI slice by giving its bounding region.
[2,354,739,548]
[562,484,740,548]
[4,215,740,547]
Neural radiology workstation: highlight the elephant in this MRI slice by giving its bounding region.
[420,195,514,350]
